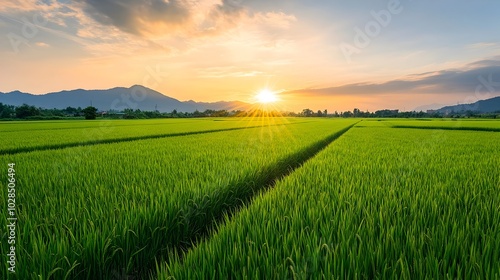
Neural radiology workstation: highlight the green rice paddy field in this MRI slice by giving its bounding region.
[1,118,499,279]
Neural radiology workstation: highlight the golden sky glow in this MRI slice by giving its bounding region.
[1,0,500,112]
[255,89,278,104]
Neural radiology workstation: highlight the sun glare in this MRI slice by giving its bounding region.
[256,89,278,104]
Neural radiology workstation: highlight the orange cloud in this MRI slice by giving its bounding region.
[35,42,49,47]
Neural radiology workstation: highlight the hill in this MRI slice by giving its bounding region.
[436,96,500,114]
[0,85,252,113]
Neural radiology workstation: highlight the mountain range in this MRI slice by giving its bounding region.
[434,96,500,114]
[0,85,252,113]
[1,85,499,113]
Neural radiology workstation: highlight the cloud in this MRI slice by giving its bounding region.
[0,0,74,27]
[0,0,313,64]
[465,57,500,68]
[75,0,190,36]
[35,42,50,47]
[0,0,297,57]
[287,59,500,96]
[198,66,266,78]
[467,42,500,49]
[255,12,297,29]
[0,0,38,12]
[75,0,296,40]
[73,0,253,38]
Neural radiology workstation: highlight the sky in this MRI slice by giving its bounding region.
[1,0,500,112]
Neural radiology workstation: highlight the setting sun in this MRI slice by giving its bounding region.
[256,89,278,104]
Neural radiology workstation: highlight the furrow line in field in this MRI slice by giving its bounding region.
[0,120,200,132]
[143,121,360,278]
[0,119,357,279]
[1,123,296,155]
[159,125,500,279]
[391,125,500,132]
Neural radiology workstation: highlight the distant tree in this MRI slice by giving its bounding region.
[64,106,78,116]
[203,109,215,117]
[123,108,135,119]
[0,103,15,118]
[231,110,246,117]
[15,104,40,119]
[317,110,323,117]
[323,109,328,116]
[302,108,313,117]
[192,110,203,117]
[342,111,353,118]
[143,110,162,119]
[353,108,360,117]
[212,110,229,117]
[83,106,98,120]
[134,109,146,119]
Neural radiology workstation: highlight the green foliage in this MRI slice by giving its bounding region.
[0,118,306,154]
[1,118,498,279]
[159,124,500,279]
[0,103,15,118]
[14,104,40,119]
[82,106,98,120]
[387,118,500,131]
[0,118,356,279]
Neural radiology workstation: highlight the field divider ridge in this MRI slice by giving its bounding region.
[0,120,358,280]
[391,125,500,132]
[145,121,360,278]
[0,120,201,133]
[1,122,303,155]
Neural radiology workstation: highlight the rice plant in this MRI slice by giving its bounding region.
[0,117,307,154]
[0,118,356,279]
[159,124,500,279]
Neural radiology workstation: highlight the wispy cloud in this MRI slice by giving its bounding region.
[72,0,295,40]
[287,59,500,96]
[198,66,267,78]
[0,0,297,56]
[35,42,49,47]
[467,42,500,49]
[75,0,190,36]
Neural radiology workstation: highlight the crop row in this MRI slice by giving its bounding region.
[0,117,306,154]
[0,118,305,133]
[0,119,357,279]
[0,119,202,132]
[386,119,500,131]
[159,125,500,279]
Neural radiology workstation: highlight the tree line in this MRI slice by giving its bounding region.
[0,103,498,120]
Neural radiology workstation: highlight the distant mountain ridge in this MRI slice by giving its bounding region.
[436,96,500,114]
[2,85,499,114]
[0,85,252,113]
